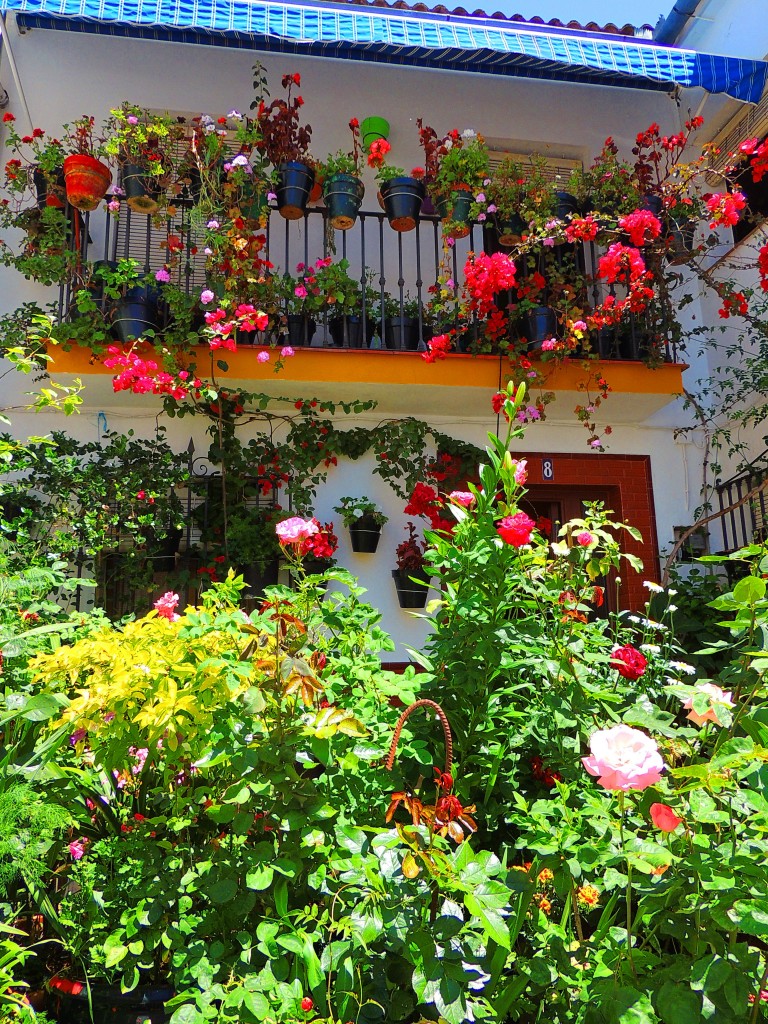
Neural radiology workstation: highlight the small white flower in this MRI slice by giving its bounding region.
[669,660,696,675]
[640,644,660,654]
[643,581,664,593]
[228,109,243,120]
[668,605,678,613]
[668,589,678,596]
[462,128,477,139]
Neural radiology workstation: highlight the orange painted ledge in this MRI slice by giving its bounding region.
[50,346,686,395]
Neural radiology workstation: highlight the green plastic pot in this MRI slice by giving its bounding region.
[360,116,390,149]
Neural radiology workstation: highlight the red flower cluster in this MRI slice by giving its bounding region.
[617,209,662,248]
[204,303,269,351]
[597,242,647,285]
[718,289,749,319]
[739,135,768,184]
[704,190,746,228]
[760,241,768,292]
[301,520,338,560]
[564,215,599,243]
[463,251,517,316]
[367,138,391,169]
[531,755,562,789]
[422,332,453,363]
[496,512,535,547]
[103,346,189,400]
[610,645,648,681]
[404,482,454,534]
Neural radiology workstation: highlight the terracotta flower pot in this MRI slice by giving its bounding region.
[63,154,112,212]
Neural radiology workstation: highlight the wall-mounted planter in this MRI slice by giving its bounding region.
[436,188,474,239]
[275,161,315,220]
[63,154,112,212]
[349,515,382,553]
[323,173,365,230]
[380,177,425,232]
[360,116,390,149]
[392,568,430,609]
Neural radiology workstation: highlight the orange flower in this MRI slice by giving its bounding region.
[576,884,600,908]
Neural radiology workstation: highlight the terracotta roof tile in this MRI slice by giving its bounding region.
[326,0,652,37]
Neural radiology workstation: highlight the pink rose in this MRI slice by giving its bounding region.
[610,645,647,681]
[154,591,180,621]
[276,517,319,546]
[576,531,594,547]
[496,512,535,547]
[582,724,664,791]
[681,683,734,727]
[650,802,682,833]
[448,491,475,507]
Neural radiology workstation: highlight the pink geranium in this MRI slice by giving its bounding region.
[69,839,86,860]
[276,517,319,546]
[582,724,664,791]
[681,683,734,727]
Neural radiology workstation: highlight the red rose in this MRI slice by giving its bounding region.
[496,512,535,547]
[300,998,313,1012]
[610,645,647,681]
[2,112,15,123]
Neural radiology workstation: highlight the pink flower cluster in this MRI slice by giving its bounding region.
[597,243,647,285]
[422,333,453,364]
[154,591,181,621]
[617,209,662,248]
[204,303,269,351]
[704,190,746,228]
[463,251,517,316]
[103,347,190,400]
[275,516,318,546]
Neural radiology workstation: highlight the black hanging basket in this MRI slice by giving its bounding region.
[329,315,376,349]
[109,285,163,345]
[349,516,382,553]
[323,173,365,230]
[494,213,527,246]
[276,162,315,220]
[121,161,162,214]
[286,315,316,347]
[392,568,430,609]
[380,177,426,232]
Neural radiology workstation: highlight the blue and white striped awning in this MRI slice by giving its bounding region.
[2,0,767,104]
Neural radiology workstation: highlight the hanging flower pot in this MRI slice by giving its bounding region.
[380,177,425,232]
[553,191,580,220]
[309,170,324,204]
[360,116,390,150]
[33,167,65,210]
[384,316,420,351]
[392,568,431,609]
[436,187,474,239]
[275,161,315,220]
[641,193,664,217]
[323,173,365,230]
[109,284,163,345]
[349,514,383,553]
[329,315,376,349]
[121,161,162,215]
[63,154,112,212]
[666,218,696,265]
[286,314,316,347]
[523,305,558,349]
[494,213,527,246]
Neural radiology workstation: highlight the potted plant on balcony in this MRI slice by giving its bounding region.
[334,496,388,553]
[319,259,375,349]
[321,117,365,230]
[104,104,188,215]
[376,291,422,351]
[190,109,267,224]
[223,504,284,594]
[392,522,431,608]
[474,156,527,245]
[256,71,314,220]
[573,137,642,219]
[418,122,489,239]
[368,138,425,233]
[0,115,77,286]
[61,115,112,211]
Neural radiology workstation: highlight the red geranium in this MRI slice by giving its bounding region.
[496,512,535,547]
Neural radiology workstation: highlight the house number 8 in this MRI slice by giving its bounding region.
[542,459,554,480]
